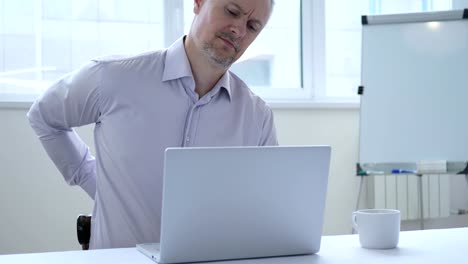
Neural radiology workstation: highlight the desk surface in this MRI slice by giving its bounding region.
[2,228,467,264]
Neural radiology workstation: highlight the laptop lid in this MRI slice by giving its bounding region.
[158,145,331,263]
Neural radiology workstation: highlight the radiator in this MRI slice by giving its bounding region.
[369,174,451,220]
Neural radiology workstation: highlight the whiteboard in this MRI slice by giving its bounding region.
[359,10,468,164]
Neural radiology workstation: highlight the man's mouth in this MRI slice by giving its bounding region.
[217,34,239,52]
[219,37,236,50]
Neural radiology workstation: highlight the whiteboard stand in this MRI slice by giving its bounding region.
[416,173,424,230]
[357,9,468,232]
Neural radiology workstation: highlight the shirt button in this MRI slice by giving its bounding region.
[186,136,190,142]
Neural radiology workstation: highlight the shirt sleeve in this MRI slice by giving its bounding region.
[27,60,103,199]
[260,107,279,146]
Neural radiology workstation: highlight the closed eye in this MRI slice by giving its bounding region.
[248,22,261,33]
[226,7,240,17]
[248,25,258,32]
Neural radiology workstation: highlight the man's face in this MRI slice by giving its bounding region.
[191,0,272,69]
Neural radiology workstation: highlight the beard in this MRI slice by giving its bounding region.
[202,32,241,69]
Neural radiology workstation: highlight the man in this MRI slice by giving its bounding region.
[27,0,277,249]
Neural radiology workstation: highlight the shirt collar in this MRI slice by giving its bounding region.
[162,36,193,81]
[162,36,233,101]
[212,70,232,101]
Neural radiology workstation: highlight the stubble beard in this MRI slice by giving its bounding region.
[202,33,240,69]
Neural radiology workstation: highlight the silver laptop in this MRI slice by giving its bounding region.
[137,145,331,263]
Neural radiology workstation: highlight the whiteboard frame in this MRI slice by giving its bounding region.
[358,9,468,166]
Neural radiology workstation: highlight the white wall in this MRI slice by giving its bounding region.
[274,107,363,233]
[0,106,364,254]
[0,107,94,254]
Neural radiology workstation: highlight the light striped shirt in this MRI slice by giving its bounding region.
[27,37,278,249]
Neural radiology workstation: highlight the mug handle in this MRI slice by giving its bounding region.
[352,212,359,232]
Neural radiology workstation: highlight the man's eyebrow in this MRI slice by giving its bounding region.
[228,2,265,28]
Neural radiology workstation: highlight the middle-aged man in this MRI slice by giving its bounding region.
[28,0,277,249]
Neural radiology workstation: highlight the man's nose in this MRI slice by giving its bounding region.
[229,20,247,38]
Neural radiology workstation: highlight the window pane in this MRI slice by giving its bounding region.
[183,0,302,90]
[325,0,453,98]
[0,0,164,99]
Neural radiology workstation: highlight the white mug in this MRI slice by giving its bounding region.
[352,209,400,249]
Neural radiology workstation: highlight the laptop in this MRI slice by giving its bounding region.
[137,145,331,263]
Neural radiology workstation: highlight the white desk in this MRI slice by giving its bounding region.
[2,228,467,264]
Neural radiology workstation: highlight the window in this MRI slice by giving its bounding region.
[0,0,459,104]
[0,0,165,101]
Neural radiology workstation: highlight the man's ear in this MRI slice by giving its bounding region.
[194,0,204,14]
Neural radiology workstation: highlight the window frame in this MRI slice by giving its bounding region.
[261,0,359,107]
